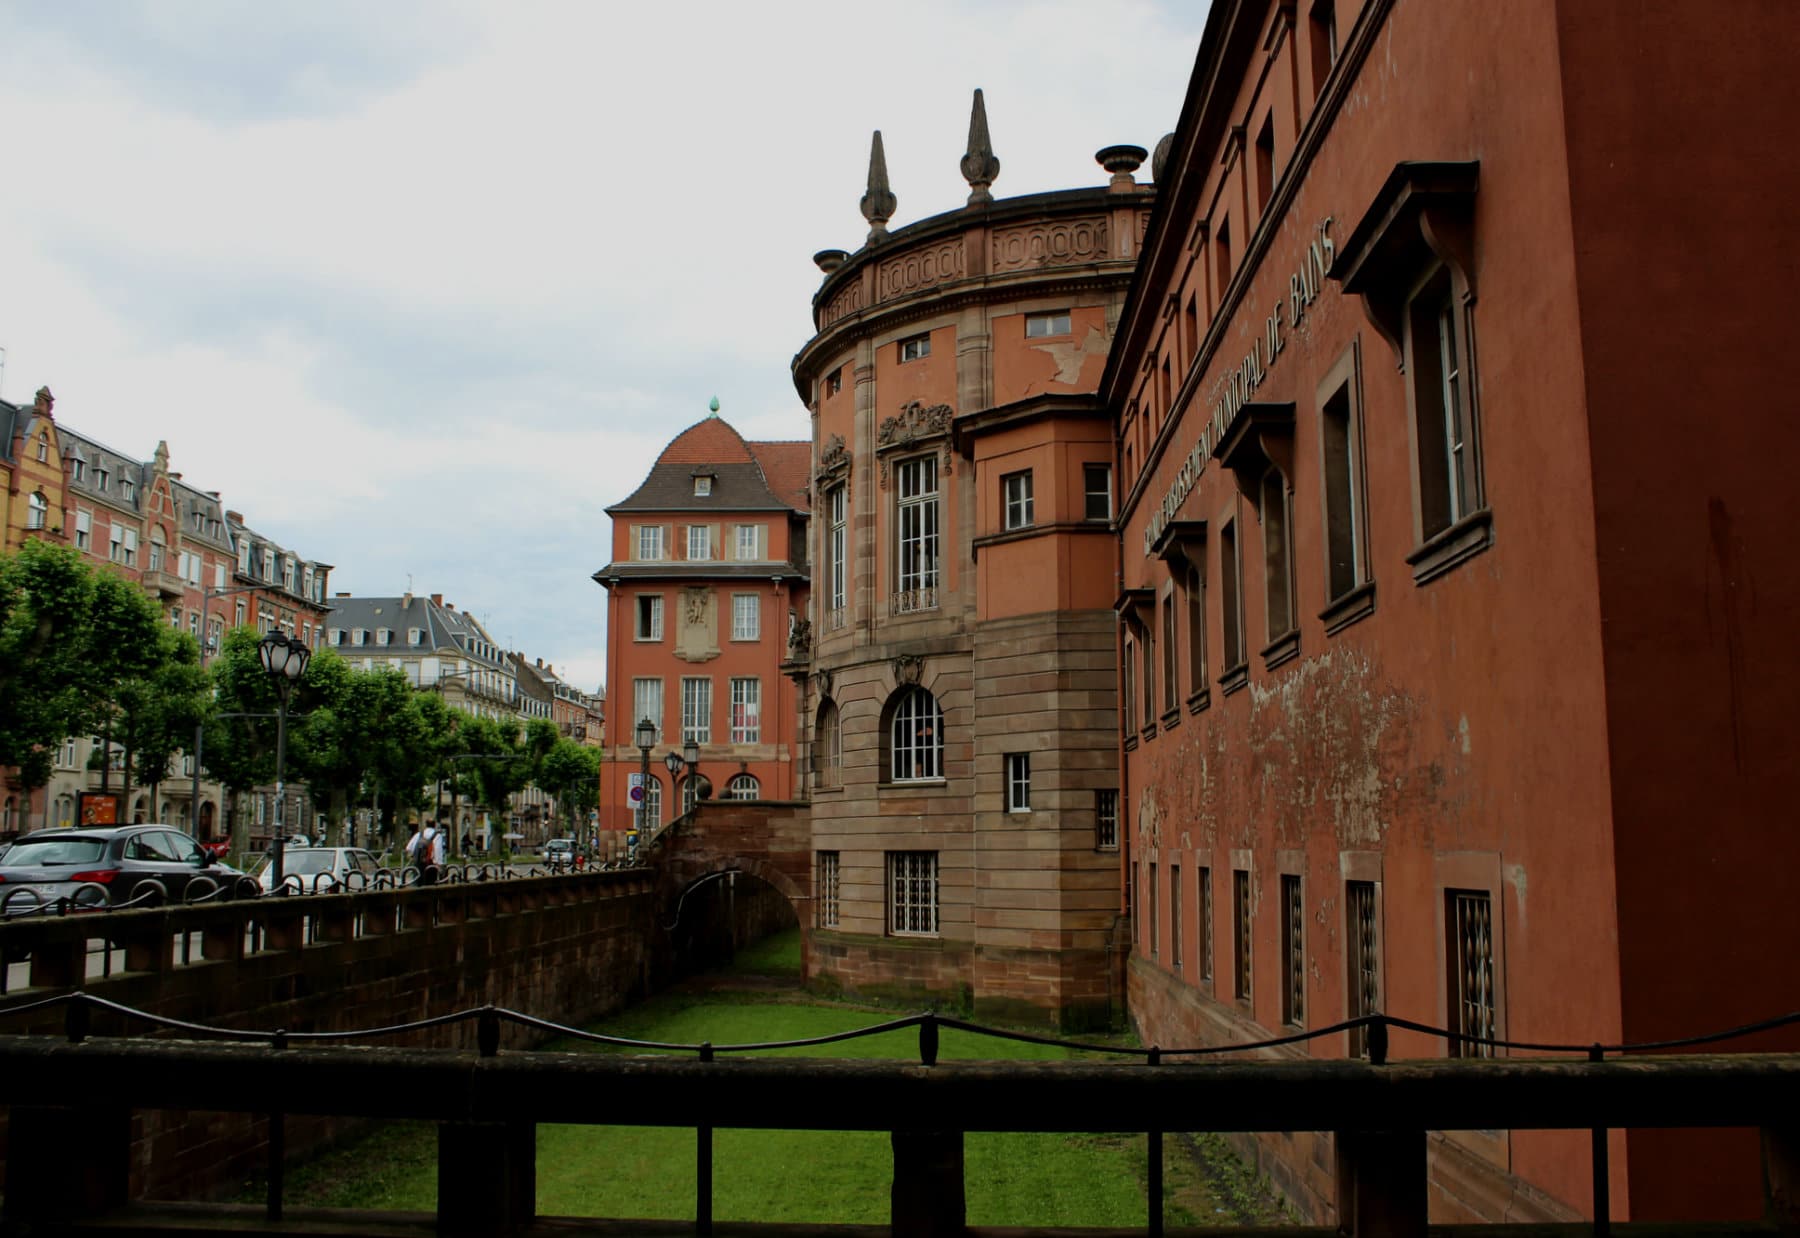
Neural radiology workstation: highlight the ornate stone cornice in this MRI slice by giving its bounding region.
[875,401,955,488]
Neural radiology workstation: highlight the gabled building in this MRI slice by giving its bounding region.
[594,410,809,833]
[325,592,518,720]
[2,388,71,557]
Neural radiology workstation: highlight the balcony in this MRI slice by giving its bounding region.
[889,586,939,616]
[143,568,186,600]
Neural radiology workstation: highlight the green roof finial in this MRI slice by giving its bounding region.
[708,396,720,415]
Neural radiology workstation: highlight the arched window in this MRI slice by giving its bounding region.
[26,491,47,530]
[54,794,76,829]
[725,774,760,800]
[887,686,943,782]
[681,775,704,815]
[815,700,842,788]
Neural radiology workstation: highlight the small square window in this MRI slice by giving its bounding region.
[898,333,931,363]
[1025,310,1072,338]
[1002,471,1034,530]
[1004,753,1030,813]
[826,368,843,397]
[694,475,713,497]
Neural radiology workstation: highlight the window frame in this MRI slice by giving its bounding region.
[897,332,931,363]
[826,485,848,614]
[893,456,941,608]
[1280,872,1305,1027]
[1083,464,1113,522]
[887,686,944,783]
[635,594,664,642]
[1317,341,1376,631]
[632,677,664,744]
[687,524,712,561]
[1232,867,1253,1002]
[1024,309,1072,339]
[636,525,665,562]
[730,593,760,642]
[724,773,760,800]
[734,524,759,561]
[1218,509,1247,691]
[729,676,760,744]
[815,700,842,789]
[887,850,939,937]
[1003,752,1030,813]
[1002,470,1035,531]
[816,851,841,927]
[680,676,712,745]
[1094,789,1119,850]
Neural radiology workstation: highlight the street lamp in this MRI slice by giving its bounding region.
[190,584,269,854]
[633,717,656,840]
[257,629,311,890]
[664,738,709,815]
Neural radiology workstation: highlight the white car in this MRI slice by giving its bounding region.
[254,847,382,894]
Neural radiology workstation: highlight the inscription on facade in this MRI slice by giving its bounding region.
[1143,218,1335,556]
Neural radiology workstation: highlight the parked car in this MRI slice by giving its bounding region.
[543,838,576,869]
[0,825,241,912]
[253,846,382,894]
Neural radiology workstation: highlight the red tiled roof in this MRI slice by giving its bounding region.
[659,417,755,465]
[750,440,812,512]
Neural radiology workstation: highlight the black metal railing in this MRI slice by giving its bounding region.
[0,991,1797,1237]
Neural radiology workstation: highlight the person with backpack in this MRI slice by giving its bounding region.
[409,822,439,886]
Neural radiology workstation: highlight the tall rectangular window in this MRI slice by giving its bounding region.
[817,852,841,928]
[1220,518,1245,673]
[1083,464,1113,521]
[681,677,712,745]
[635,595,663,640]
[1148,862,1160,959]
[1095,790,1118,849]
[1170,865,1183,969]
[1310,0,1339,98]
[888,851,938,936]
[687,525,711,561]
[632,678,663,743]
[729,677,760,744]
[1346,880,1380,1058]
[1121,636,1136,737]
[735,524,759,561]
[1002,470,1034,530]
[1262,469,1294,641]
[1214,219,1232,305]
[636,525,664,561]
[1408,267,1481,538]
[1004,753,1030,813]
[74,510,91,551]
[1320,369,1367,603]
[1281,874,1304,1026]
[1254,113,1275,215]
[1199,866,1214,982]
[121,529,137,568]
[1233,868,1252,1000]
[827,486,848,614]
[1141,623,1156,726]
[894,457,940,607]
[1185,565,1207,698]
[1161,594,1177,715]
[1447,889,1496,1058]
[731,593,760,641]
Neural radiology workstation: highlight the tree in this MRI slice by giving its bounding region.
[537,738,600,838]
[111,627,208,821]
[0,541,167,828]
[289,651,424,846]
[203,626,325,859]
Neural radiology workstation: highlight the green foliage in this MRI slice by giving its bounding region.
[0,541,167,800]
[112,627,209,804]
[537,737,599,830]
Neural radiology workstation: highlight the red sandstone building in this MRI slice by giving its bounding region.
[787,95,1153,1027]
[595,413,809,831]
[1108,0,1799,1225]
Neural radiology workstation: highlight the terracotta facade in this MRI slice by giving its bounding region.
[1107,0,1800,1224]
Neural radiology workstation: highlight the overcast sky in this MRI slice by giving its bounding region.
[0,1,1207,698]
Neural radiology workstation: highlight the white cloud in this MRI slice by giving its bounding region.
[0,1,1207,695]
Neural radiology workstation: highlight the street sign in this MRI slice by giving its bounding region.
[628,773,645,804]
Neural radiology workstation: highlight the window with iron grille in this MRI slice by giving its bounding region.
[680,677,710,744]
[1346,880,1380,1058]
[729,677,760,744]
[817,851,841,927]
[1447,889,1496,1058]
[888,686,942,782]
[1095,790,1118,849]
[1199,867,1214,981]
[1002,470,1034,530]
[1170,865,1182,969]
[887,851,938,936]
[731,593,759,641]
[895,457,941,603]
[1004,753,1030,813]
[1233,869,1252,1000]
[1281,874,1304,1026]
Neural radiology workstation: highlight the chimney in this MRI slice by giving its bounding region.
[445,602,455,612]
[430,593,443,606]
[208,491,221,499]
[536,658,543,668]
[403,590,413,607]
[335,592,351,598]
[226,511,243,524]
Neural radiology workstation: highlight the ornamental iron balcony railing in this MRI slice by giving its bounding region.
[889,585,938,615]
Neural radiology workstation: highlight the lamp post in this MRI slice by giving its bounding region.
[257,630,311,890]
[190,584,268,851]
[633,717,656,841]
[663,737,708,815]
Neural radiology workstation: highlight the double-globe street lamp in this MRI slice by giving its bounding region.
[664,738,708,815]
[257,629,311,889]
[634,718,656,843]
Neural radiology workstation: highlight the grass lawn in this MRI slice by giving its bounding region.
[251,929,1284,1227]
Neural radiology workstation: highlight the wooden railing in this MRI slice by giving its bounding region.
[1,1001,1798,1238]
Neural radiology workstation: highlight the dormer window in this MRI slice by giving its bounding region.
[120,478,134,502]
[69,457,85,482]
[694,474,713,497]
[94,466,109,491]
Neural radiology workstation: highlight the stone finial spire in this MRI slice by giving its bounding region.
[960,88,1000,205]
[708,396,721,416]
[33,386,53,416]
[860,130,897,244]
[153,440,170,474]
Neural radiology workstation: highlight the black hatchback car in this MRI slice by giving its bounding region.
[0,825,241,913]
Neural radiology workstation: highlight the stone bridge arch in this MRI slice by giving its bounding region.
[642,798,813,977]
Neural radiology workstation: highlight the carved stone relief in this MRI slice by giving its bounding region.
[877,241,965,301]
[815,434,850,482]
[673,587,719,663]
[990,217,1108,272]
[821,281,865,328]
